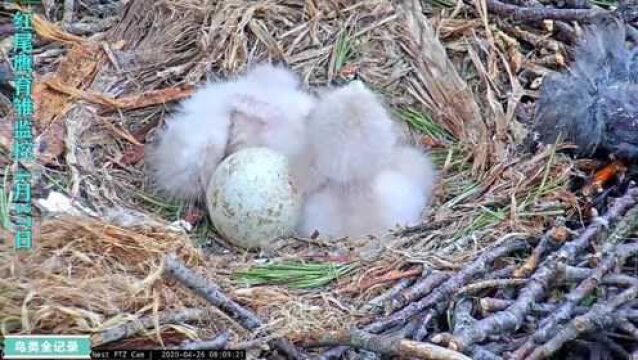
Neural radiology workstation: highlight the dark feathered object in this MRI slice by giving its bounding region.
[533,15,638,160]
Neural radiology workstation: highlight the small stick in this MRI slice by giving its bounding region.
[366,239,529,334]
[413,311,435,342]
[63,0,75,24]
[527,287,638,360]
[92,309,208,347]
[365,278,415,314]
[513,228,565,279]
[305,328,472,360]
[456,278,527,295]
[387,271,451,314]
[163,254,261,330]
[478,0,606,21]
[448,188,638,351]
[171,331,232,350]
[478,297,589,316]
[615,317,638,341]
[163,254,304,359]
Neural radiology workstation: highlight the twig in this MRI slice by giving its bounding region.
[497,20,564,52]
[413,310,435,341]
[92,309,208,347]
[456,278,527,295]
[171,331,232,350]
[615,317,638,341]
[512,229,563,278]
[344,268,422,293]
[478,297,589,316]
[527,286,638,360]
[510,242,638,359]
[447,188,638,351]
[305,328,472,360]
[64,17,118,36]
[163,254,260,330]
[478,0,606,21]
[387,271,451,314]
[63,0,75,24]
[365,278,415,314]
[366,239,529,334]
[162,254,305,359]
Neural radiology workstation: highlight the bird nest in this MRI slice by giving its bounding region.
[2,0,630,357]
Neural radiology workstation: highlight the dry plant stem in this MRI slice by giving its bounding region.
[449,188,638,351]
[174,331,232,350]
[162,254,303,360]
[387,271,450,314]
[527,286,638,360]
[305,328,472,360]
[365,239,529,334]
[511,242,638,359]
[92,309,208,347]
[479,0,606,20]
[396,0,486,165]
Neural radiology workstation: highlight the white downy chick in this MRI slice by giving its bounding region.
[306,80,399,184]
[298,146,437,239]
[226,63,316,160]
[297,184,345,239]
[144,63,316,202]
[369,146,437,229]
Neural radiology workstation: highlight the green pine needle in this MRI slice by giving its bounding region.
[232,261,358,289]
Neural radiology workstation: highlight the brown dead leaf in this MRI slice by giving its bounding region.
[120,145,144,165]
[98,85,195,114]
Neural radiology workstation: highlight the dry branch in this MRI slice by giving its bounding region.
[92,308,208,347]
[511,241,638,359]
[478,0,606,21]
[365,239,528,334]
[173,331,233,351]
[448,187,638,351]
[162,254,303,359]
[305,328,472,360]
[527,286,638,360]
[387,271,451,314]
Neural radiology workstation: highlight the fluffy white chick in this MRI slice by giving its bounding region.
[369,146,437,229]
[144,63,316,202]
[226,63,316,160]
[298,146,437,239]
[297,184,345,239]
[306,80,399,184]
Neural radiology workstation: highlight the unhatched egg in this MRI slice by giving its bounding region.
[205,147,301,250]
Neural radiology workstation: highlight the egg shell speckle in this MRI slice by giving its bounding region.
[205,147,301,250]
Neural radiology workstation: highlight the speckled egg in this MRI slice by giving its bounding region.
[205,147,301,250]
